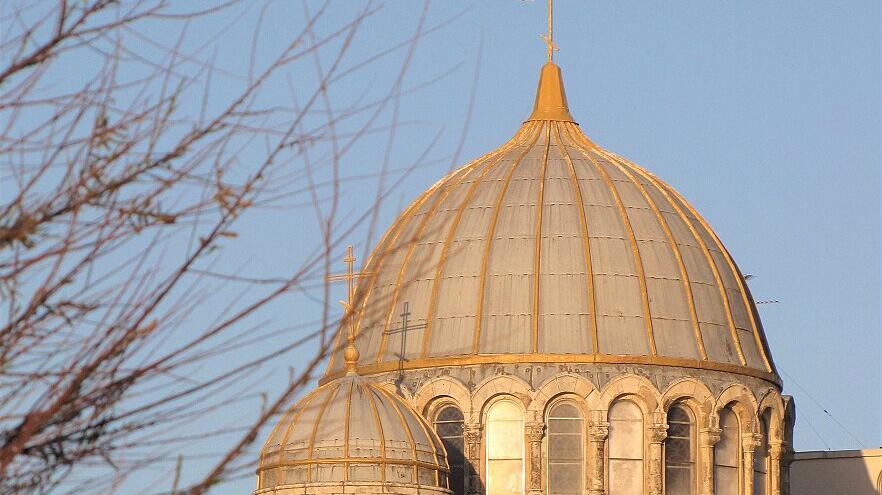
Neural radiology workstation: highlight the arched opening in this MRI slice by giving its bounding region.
[665,404,695,495]
[433,404,466,495]
[753,410,770,495]
[546,401,584,495]
[608,400,644,495]
[486,399,525,495]
[714,406,741,495]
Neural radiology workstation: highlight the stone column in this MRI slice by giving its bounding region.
[526,421,546,495]
[464,424,483,495]
[698,426,721,495]
[742,433,762,495]
[779,443,794,495]
[587,411,609,495]
[768,441,783,495]
[648,415,669,495]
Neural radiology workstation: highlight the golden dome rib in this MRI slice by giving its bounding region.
[363,380,387,483]
[374,385,420,483]
[337,168,453,368]
[473,123,543,354]
[595,149,707,361]
[329,125,535,371]
[376,385,445,484]
[376,165,474,364]
[420,131,525,358]
[342,378,354,481]
[554,122,599,353]
[532,124,553,352]
[306,382,341,482]
[597,149,749,367]
[274,386,320,463]
[567,126,657,356]
[658,178,775,372]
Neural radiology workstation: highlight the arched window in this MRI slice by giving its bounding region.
[608,400,644,495]
[753,410,771,495]
[434,405,466,495]
[714,407,741,495]
[665,405,695,495]
[486,400,524,495]
[547,402,584,495]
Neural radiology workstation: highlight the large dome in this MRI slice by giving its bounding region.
[325,63,777,384]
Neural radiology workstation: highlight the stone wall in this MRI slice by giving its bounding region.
[367,363,791,495]
[790,449,882,495]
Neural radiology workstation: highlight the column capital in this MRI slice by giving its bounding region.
[588,422,609,441]
[649,423,668,444]
[742,432,763,453]
[525,421,546,442]
[768,440,786,458]
[464,424,483,443]
[699,426,722,447]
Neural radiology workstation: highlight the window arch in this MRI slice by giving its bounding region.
[714,406,741,495]
[608,400,644,495]
[486,399,525,495]
[665,405,695,495]
[753,410,770,495]
[546,401,584,495]
[433,404,466,495]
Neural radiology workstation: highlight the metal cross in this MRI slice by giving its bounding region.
[539,0,559,61]
[385,302,427,375]
[326,245,372,340]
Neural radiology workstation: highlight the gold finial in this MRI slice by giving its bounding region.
[526,62,575,123]
[326,245,364,374]
[539,0,559,62]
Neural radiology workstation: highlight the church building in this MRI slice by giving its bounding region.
[251,5,876,495]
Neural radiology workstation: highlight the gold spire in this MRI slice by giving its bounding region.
[527,62,575,123]
[528,0,575,123]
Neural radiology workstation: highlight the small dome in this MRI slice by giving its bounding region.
[324,63,777,385]
[256,375,450,494]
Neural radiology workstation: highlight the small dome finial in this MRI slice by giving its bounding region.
[343,340,360,375]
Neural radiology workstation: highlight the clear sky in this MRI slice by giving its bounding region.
[15,1,878,492]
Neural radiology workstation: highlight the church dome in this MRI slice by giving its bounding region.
[256,374,450,494]
[324,63,777,385]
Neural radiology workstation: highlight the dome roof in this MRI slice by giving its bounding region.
[257,374,449,491]
[325,63,777,384]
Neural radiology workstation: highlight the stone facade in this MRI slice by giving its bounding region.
[252,481,453,495]
[375,362,793,495]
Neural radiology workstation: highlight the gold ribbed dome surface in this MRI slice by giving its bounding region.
[325,63,776,384]
[257,374,449,491]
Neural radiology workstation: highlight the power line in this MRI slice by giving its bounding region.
[780,367,868,449]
